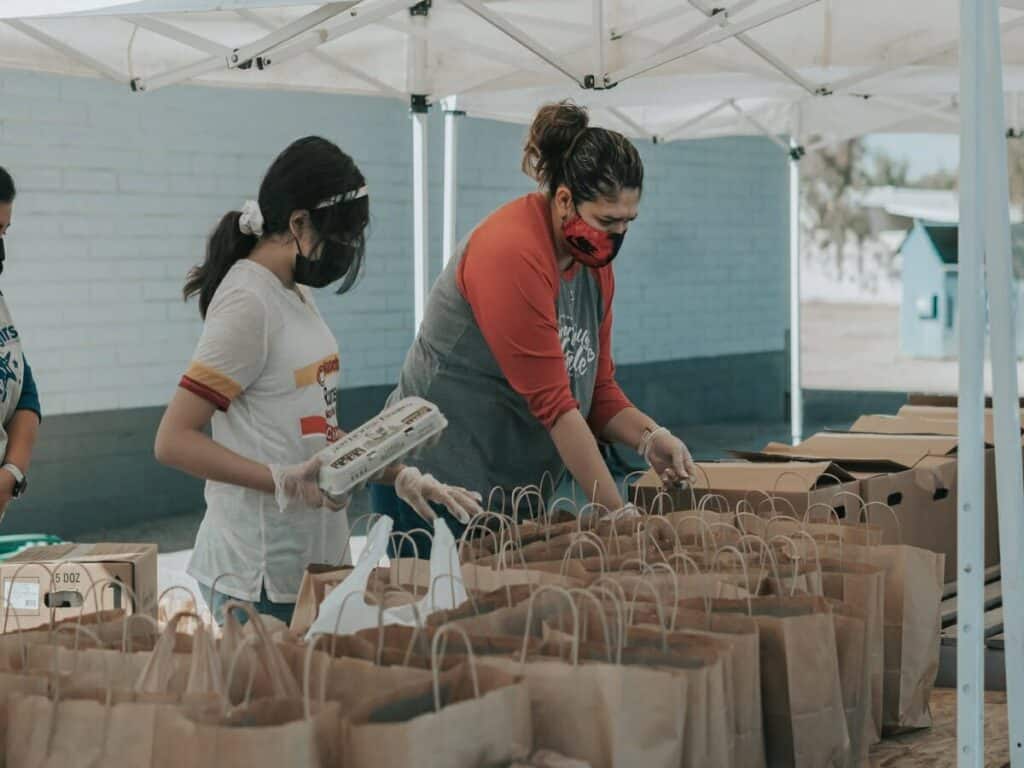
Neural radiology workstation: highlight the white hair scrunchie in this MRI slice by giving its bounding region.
[238,199,264,237]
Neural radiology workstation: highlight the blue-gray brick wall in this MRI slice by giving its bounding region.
[0,68,790,534]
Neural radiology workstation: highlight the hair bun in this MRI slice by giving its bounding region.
[522,100,590,186]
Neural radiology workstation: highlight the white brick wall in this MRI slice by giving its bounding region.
[0,68,788,417]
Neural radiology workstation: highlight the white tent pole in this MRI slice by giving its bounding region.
[607,0,819,86]
[442,96,463,267]
[592,0,606,83]
[688,0,818,94]
[223,2,351,70]
[131,14,226,54]
[729,100,791,152]
[133,0,407,92]
[239,9,403,96]
[980,0,1024,762]
[788,102,803,445]
[957,0,987,763]
[659,100,733,141]
[412,107,429,331]
[607,108,652,140]
[3,19,126,81]
[610,1,701,41]
[826,13,1024,95]
[458,0,588,87]
[656,0,761,47]
[409,3,430,333]
[859,94,960,128]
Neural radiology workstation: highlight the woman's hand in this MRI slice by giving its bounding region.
[641,428,697,488]
[270,456,348,513]
[395,467,483,525]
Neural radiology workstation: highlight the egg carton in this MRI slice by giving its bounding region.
[316,397,447,502]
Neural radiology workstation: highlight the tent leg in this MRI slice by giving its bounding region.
[980,0,1024,763]
[789,141,802,445]
[412,97,430,333]
[957,0,987,765]
[442,97,463,267]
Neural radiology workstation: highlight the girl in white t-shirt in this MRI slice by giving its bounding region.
[155,137,481,624]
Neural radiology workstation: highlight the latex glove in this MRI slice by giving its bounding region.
[640,428,697,489]
[395,467,484,525]
[269,456,349,514]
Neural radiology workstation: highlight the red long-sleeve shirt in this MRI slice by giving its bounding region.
[456,192,632,434]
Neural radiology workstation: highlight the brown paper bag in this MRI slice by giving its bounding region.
[564,633,732,768]
[683,596,851,768]
[0,673,50,768]
[815,558,886,748]
[815,538,944,732]
[156,696,340,768]
[344,626,533,768]
[632,610,765,768]
[484,587,687,768]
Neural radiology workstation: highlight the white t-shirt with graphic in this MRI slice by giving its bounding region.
[181,260,349,603]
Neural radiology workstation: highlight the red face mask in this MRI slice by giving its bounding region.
[561,214,625,269]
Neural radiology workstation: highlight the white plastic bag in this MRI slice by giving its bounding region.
[307,516,467,639]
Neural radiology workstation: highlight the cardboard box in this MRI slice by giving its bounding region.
[907,393,1024,408]
[850,413,1015,446]
[0,543,157,632]
[633,460,863,520]
[898,404,1024,427]
[734,432,999,581]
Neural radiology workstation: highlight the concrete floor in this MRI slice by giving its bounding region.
[803,302,1024,395]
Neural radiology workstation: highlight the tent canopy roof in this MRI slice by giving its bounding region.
[1,0,1022,146]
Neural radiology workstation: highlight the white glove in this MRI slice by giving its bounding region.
[394,467,484,525]
[639,426,697,488]
[269,456,349,514]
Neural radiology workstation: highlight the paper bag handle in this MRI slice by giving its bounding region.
[566,587,617,663]
[711,545,754,615]
[560,532,608,577]
[861,501,903,545]
[625,566,671,648]
[431,624,481,712]
[521,585,579,666]
[74,576,142,640]
[698,493,731,515]
[673,514,715,559]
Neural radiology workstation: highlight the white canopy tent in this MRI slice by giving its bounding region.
[0,2,1020,762]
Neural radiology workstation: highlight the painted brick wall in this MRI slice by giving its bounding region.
[1,68,788,420]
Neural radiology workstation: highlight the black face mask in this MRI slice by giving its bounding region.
[0,238,6,276]
[293,236,354,289]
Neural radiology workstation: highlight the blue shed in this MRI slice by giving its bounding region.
[900,220,1024,359]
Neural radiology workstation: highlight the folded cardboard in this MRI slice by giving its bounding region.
[732,432,959,473]
[907,393,1024,408]
[898,404,1024,426]
[732,432,998,581]
[634,460,863,519]
[850,414,1007,446]
[0,543,157,632]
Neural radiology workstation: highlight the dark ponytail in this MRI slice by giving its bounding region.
[184,212,257,317]
[522,100,643,202]
[185,136,369,318]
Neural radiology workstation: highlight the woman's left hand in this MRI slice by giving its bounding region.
[643,429,697,488]
[395,467,484,525]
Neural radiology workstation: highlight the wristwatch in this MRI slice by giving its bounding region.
[2,464,27,499]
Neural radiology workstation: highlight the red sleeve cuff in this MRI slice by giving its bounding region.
[180,376,230,412]
[535,396,581,431]
[587,387,633,437]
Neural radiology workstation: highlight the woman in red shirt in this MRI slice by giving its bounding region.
[374,102,695,554]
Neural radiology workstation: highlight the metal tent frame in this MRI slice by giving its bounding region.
[0,3,1021,762]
